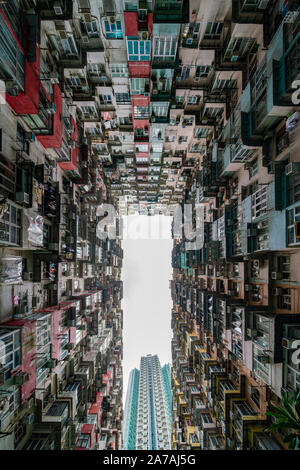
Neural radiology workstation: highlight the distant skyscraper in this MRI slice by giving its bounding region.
[123,355,172,450]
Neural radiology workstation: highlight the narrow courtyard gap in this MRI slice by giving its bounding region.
[121,215,173,396]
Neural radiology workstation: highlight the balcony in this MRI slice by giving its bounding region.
[153,0,188,23]
[232,0,268,24]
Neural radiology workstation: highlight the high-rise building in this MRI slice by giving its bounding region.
[123,355,172,450]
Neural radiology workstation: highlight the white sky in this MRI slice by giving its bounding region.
[121,215,173,400]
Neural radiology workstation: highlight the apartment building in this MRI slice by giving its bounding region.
[0,0,123,450]
[123,355,172,450]
[0,0,300,453]
[170,0,300,451]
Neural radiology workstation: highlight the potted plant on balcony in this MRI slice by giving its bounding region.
[265,391,300,450]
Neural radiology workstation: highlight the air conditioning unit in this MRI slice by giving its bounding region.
[46,359,58,369]
[272,287,282,295]
[82,36,89,43]
[16,191,30,205]
[54,2,63,15]
[12,372,30,385]
[23,272,33,281]
[48,243,59,251]
[271,271,282,280]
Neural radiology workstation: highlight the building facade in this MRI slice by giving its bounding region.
[0,0,300,452]
[169,0,300,452]
[123,355,172,450]
[0,0,124,450]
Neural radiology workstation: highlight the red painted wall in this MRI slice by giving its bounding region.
[128,61,151,78]
[124,11,138,36]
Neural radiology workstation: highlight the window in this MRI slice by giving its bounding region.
[130,78,150,95]
[224,37,256,61]
[67,76,87,92]
[180,65,190,80]
[176,95,184,104]
[251,185,268,220]
[0,329,21,372]
[287,206,300,245]
[110,63,128,77]
[151,102,169,118]
[22,88,53,135]
[187,95,200,105]
[204,22,223,40]
[241,0,267,11]
[61,35,78,57]
[81,105,97,117]
[119,116,132,126]
[104,18,123,39]
[127,40,151,61]
[194,127,210,138]
[195,65,211,79]
[83,20,99,38]
[182,23,200,46]
[212,78,236,91]
[151,144,163,153]
[99,94,112,105]
[136,144,148,153]
[88,63,105,76]
[248,157,258,179]
[287,173,300,206]
[250,386,260,407]
[135,127,148,139]
[0,12,25,91]
[278,289,292,310]
[115,93,131,103]
[16,124,29,154]
[153,36,177,59]
[134,106,149,119]
[182,117,194,126]
[0,203,22,245]
[277,256,290,280]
